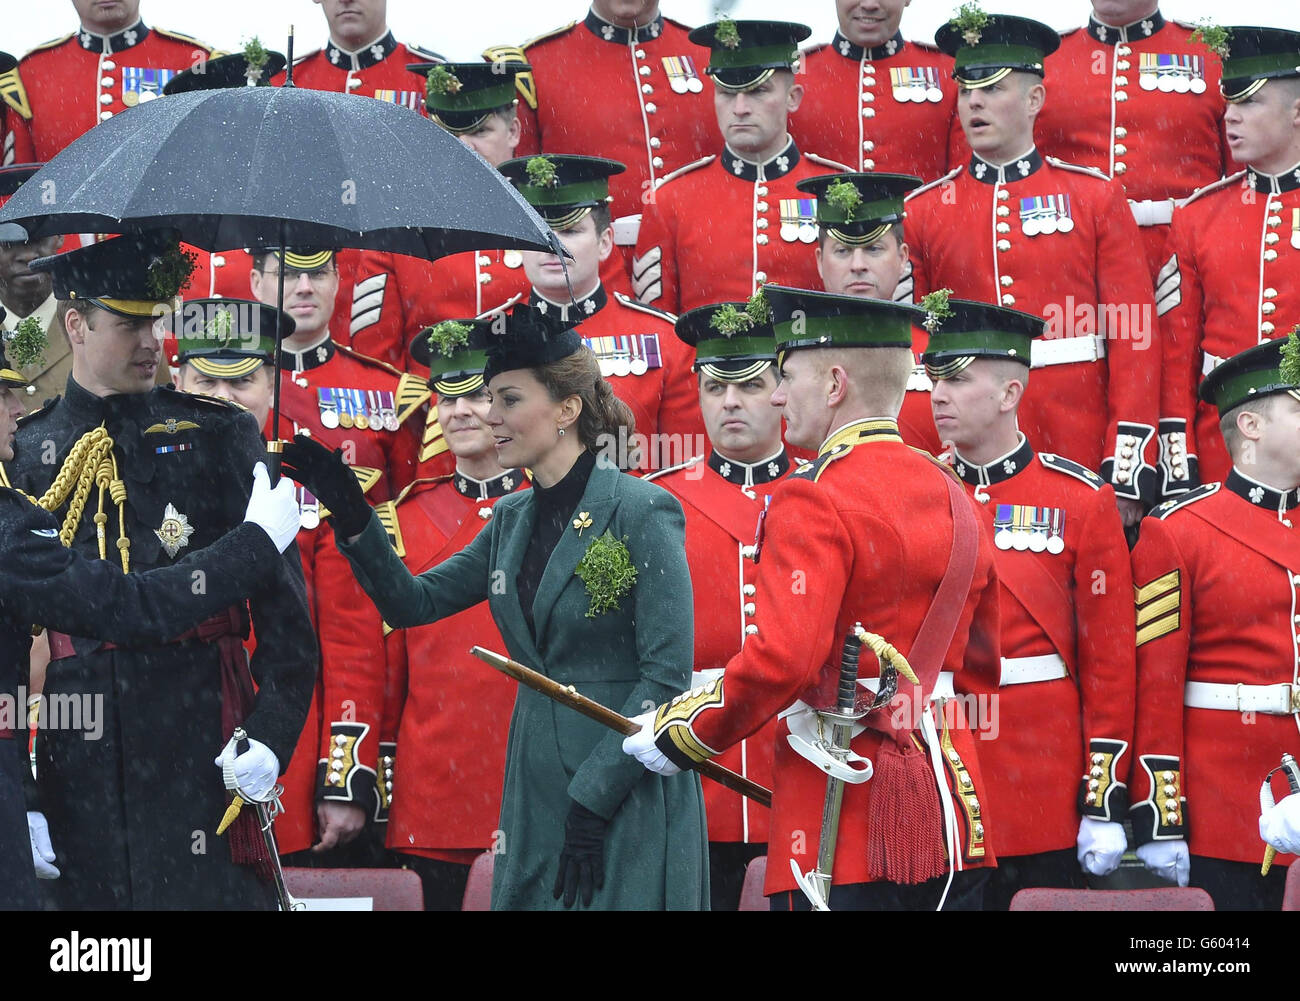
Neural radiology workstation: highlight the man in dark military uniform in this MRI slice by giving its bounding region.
[3,230,316,909]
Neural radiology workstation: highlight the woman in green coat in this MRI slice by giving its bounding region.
[281,309,708,910]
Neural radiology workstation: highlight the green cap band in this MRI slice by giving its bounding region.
[427,79,517,112]
[708,44,798,71]
[774,313,912,349]
[1222,53,1300,81]
[816,196,904,226]
[954,44,1044,70]
[924,329,1033,362]
[517,178,609,207]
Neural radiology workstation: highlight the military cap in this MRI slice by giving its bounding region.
[498,154,624,229]
[795,172,921,246]
[413,61,530,133]
[675,295,777,383]
[935,7,1060,87]
[255,247,338,273]
[764,284,922,357]
[0,163,41,242]
[1201,26,1300,102]
[1199,328,1300,416]
[688,18,811,92]
[170,298,291,379]
[0,306,29,388]
[482,304,583,385]
[410,317,494,397]
[920,293,1046,379]
[30,229,194,317]
[162,48,286,95]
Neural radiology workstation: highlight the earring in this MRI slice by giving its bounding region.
[558,427,566,437]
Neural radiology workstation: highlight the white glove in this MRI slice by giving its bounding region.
[1135,839,1189,887]
[243,461,300,554]
[1077,817,1128,876]
[621,711,680,776]
[27,811,59,879]
[214,735,281,802]
[1259,790,1300,856]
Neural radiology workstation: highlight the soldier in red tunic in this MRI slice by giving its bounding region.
[1155,26,1300,498]
[626,286,1003,910]
[279,0,440,111]
[632,18,852,315]
[790,0,967,182]
[1036,2,1227,276]
[374,319,529,908]
[1130,333,1300,910]
[499,154,702,470]
[906,10,1159,526]
[643,297,787,909]
[15,1,214,162]
[0,52,35,165]
[922,295,1136,910]
[798,170,938,454]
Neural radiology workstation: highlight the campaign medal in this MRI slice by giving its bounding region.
[663,55,688,94]
[925,67,944,103]
[1291,209,1300,251]
[779,200,801,242]
[1038,197,1059,236]
[680,54,704,93]
[1046,507,1066,555]
[348,389,368,430]
[380,390,400,432]
[611,336,632,378]
[1055,193,1075,233]
[994,504,1014,550]
[123,67,175,107]
[1011,505,1032,551]
[299,487,321,530]
[337,388,355,429]
[1188,55,1207,94]
[503,250,523,269]
[1139,53,1159,91]
[1020,197,1042,237]
[890,67,916,103]
[796,198,818,244]
[155,503,195,558]
[318,387,341,429]
[1028,507,1050,553]
[629,335,649,376]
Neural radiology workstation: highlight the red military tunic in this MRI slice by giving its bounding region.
[1130,472,1300,867]
[633,141,853,315]
[271,336,421,501]
[275,515,388,855]
[378,469,528,860]
[1,62,35,165]
[654,419,1002,896]
[488,9,716,223]
[791,31,967,183]
[1155,167,1300,494]
[899,327,941,456]
[535,283,704,467]
[906,149,1160,502]
[1036,11,1227,275]
[951,438,1135,857]
[17,20,214,162]
[277,30,439,112]
[645,449,791,843]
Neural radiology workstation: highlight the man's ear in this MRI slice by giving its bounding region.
[826,363,850,407]
[65,307,87,346]
[787,80,805,114]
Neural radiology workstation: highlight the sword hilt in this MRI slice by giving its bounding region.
[837,627,862,715]
[1262,753,1300,875]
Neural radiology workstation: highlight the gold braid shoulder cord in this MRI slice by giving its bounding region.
[12,425,131,573]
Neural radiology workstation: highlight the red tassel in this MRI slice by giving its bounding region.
[865,739,948,885]
[227,801,277,884]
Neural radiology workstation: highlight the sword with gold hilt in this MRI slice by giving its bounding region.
[216,727,297,911]
[1260,752,1300,875]
[789,624,920,911]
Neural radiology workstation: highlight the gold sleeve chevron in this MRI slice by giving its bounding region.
[0,64,32,118]
[394,372,431,426]
[653,678,724,765]
[1135,569,1180,647]
[482,44,537,109]
[373,500,406,557]
[421,410,448,464]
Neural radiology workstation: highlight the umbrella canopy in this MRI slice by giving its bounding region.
[0,85,562,261]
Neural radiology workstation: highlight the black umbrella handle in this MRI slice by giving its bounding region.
[285,27,295,88]
[265,439,284,485]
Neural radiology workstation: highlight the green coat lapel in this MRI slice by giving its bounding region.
[492,494,544,668]
[531,458,622,642]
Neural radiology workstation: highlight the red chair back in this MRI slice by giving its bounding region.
[1010,887,1214,911]
[282,867,423,911]
[462,852,495,911]
[739,855,768,911]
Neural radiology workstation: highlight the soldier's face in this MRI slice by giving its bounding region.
[456,112,521,168]
[0,387,23,460]
[590,0,659,26]
[699,369,783,461]
[771,351,834,450]
[1251,393,1300,485]
[1223,82,1300,169]
[0,234,61,302]
[714,74,803,158]
[958,75,1043,160]
[72,0,140,33]
[815,230,907,299]
[486,368,574,471]
[929,361,1023,451]
[315,0,387,45]
[836,0,911,49]
[1089,0,1159,25]
[67,307,161,397]
[437,388,498,463]
[250,263,338,341]
[176,365,274,429]
[523,214,612,301]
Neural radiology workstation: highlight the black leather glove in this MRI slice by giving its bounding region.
[551,800,607,908]
[279,433,371,538]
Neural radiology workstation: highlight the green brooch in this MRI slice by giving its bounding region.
[1280,326,1300,388]
[1189,21,1231,58]
[714,16,741,50]
[145,245,197,300]
[950,3,990,47]
[574,530,638,618]
[920,288,955,332]
[426,64,463,97]
[9,315,48,369]
[825,179,863,221]
[426,319,472,356]
[243,36,270,83]
[525,156,558,188]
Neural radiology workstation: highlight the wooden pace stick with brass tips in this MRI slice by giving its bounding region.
[470,646,772,808]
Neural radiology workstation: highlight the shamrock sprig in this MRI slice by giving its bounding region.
[426,64,463,97]
[9,315,48,369]
[243,36,270,82]
[714,15,741,50]
[950,3,990,46]
[426,319,472,356]
[525,156,558,188]
[920,288,955,332]
[574,530,638,618]
[825,179,863,221]
[1280,326,1300,388]
[145,245,198,300]
[1189,20,1231,58]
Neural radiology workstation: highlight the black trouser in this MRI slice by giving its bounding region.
[393,854,474,911]
[708,841,767,911]
[770,868,990,911]
[1190,855,1288,911]
[983,848,1084,911]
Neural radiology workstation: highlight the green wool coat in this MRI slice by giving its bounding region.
[340,456,709,910]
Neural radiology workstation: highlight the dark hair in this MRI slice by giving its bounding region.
[55,299,99,329]
[589,201,612,236]
[532,345,634,454]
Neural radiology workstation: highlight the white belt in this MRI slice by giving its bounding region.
[1031,334,1107,368]
[1000,653,1068,686]
[1184,681,1300,715]
[1129,198,1175,227]
[856,669,955,700]
[1202,351,1226,378]
[691,667,725,688]
[612,214,642,246]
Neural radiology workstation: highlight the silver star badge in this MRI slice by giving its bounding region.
[155,503,195,558]
[1250,486,1265,503]
[1003,460,1017,475]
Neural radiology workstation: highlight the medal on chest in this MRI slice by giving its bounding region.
[994,504,1066,554]
[155,502,195,558]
